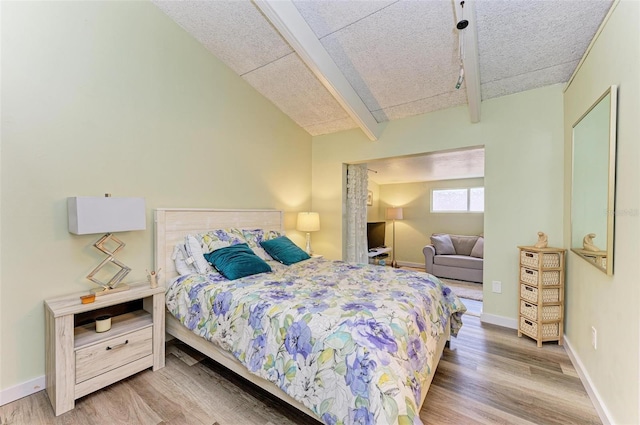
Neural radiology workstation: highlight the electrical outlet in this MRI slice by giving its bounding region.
[591,326,597,349]
[492,280,502,293]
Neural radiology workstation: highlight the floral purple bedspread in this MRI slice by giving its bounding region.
[166,259,466,425]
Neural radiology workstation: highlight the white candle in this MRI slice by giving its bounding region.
[95,315,112,333]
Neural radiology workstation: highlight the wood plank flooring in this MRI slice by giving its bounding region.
[0,316,601,425]
[459,298,482,317]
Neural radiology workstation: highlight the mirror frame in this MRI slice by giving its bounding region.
[570,85,617,275]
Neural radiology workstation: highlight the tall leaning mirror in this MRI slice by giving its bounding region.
[571,85,617,275]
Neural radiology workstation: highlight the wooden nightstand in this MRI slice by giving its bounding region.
[44,283,165,416]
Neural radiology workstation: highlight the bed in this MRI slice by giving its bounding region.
[155,208,465,425]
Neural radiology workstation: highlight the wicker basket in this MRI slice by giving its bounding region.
[520,301,561,321]
[520,317,560,338]
[520,317,537,336]
[520,251,539,268]
[543,253,562,268]
[542,287,560,303]
[520,284,538,303]
[542,322,560,337]
[520,250,562,268]
[520,267,561,286]
[584,254,607,269]
[520,284,560,303]
[542,305,562,321]
[520,301,537,320]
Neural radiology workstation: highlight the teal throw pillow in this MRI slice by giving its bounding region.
[204,243,271,280]
[260,236,310,265]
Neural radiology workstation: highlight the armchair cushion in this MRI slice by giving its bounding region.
[470,237,484,258]
[430,234,456,255]
[450,235,479,256]
[434,254,483,270]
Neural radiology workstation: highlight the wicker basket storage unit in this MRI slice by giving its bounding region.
[517,246,566,347]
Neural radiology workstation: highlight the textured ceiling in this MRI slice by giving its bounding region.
[475,1,612,99]
[153,0,612,137]
[367,147,485,184]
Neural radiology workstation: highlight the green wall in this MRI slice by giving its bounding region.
[563,2,639,423]
[366,180,381,222]
[1,1,311,391]
[311,85,564,323]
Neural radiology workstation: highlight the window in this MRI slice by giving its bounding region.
[431,187,484,212]
[469,187,485,212]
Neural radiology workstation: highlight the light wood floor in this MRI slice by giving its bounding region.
[0,316,601,425]
[459,297,482,317]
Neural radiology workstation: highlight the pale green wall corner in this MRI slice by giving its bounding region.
[1,1,311,392]
[311,84,564,322]
[563,2,640,423]
[377,179,484,265]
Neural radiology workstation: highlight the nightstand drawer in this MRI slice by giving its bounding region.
[75,326,152,384]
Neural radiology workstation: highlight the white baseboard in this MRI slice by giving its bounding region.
[563,336,613,425]
[0,375,45,406]
[397,261,424,269]
[480,313,518,329]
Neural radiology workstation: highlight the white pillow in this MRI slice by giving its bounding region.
[171,244,198,276]
[185,234,213,274]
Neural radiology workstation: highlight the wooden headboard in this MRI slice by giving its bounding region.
[154,208,284,286]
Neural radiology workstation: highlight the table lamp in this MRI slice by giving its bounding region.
[297,212,320,255]
[386,207,404,268]
[68,194,146,295]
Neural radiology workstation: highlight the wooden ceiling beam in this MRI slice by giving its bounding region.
[454,0,482,123]
[254,0,383,140]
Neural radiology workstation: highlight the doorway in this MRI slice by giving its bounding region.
[351,146,485,315]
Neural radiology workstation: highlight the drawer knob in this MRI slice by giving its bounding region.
[106,340,129,351]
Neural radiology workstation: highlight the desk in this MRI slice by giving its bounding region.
[367,247,392,257]
[368,247,392,265]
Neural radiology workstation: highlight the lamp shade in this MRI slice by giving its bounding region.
[386,207,404,220]
[68,197,146,235]
[297,212,320,232]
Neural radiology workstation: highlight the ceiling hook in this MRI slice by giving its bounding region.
[457,1,469,30]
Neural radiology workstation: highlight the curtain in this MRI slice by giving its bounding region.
[345,164,368,264]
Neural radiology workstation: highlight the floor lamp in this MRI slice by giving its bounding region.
[386,207,404,268]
